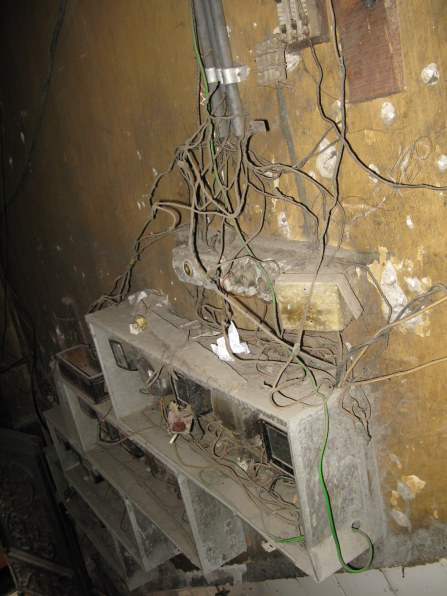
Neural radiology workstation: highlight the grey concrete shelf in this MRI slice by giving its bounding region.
[85,295,385,581]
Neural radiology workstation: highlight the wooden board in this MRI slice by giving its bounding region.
[333,0,403,102]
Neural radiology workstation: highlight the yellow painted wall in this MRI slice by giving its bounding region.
[1,0,447,566]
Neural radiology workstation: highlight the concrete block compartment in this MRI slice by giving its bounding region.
[45,406,81,472]
[53,366,102,454]
[86,295,385,581]
[177,473,246,575]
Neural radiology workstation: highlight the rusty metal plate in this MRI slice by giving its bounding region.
[333,0,403,103]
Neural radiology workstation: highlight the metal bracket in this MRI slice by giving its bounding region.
[205,65,250,85]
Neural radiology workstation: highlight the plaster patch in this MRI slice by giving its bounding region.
[328,99,342,121]
[389,453,402,469]
[398,480,413,501]
[367,246,388,300]
[137,150,142,161]
[381,261,408,321]
[401,474,426,498]
[390,489,399,507]
[417,246,425,263]
[368,163,380,184]
[406,214,414,229]
[421,62,440,86]
[381,101,396,125]
[405,276,424,294]
[378,261,425,333]
[405,259,414,272]
[316,138,338,179]
[152,167,158,177]
[390,508,411,529]
[277,212,290,237]
[437,154,447,172]
[434,510,439,519]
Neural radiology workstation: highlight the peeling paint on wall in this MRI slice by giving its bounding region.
[277,212,290,237]
[389,453,402,469]
[381,261,408,321]
[316,138,338,179]
[436,154,447,172]
[405,276,424,294]
[421,62,440,85]
[368,163,380,184]
[401,474,426,498]
[381,101,396,125]
[390,489,400,507]
[368,251,429,335]
[391,508,411,529]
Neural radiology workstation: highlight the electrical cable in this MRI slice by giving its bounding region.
[275,85,313,239]
[346,355,447,387]
[189,1,282,336]
[3,0,68,210]
[340,289,447,385]
[81,0,447,573]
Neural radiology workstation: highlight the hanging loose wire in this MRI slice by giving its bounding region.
[85,0,447,574]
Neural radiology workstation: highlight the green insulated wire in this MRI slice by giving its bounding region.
[318,392,373,573]
[189,1,372,572]
[188,1,280,335]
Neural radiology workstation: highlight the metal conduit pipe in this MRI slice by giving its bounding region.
[208,0,244,137]
[202,0,223,78]
[192,0,226,138]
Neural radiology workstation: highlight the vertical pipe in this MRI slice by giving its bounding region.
[208,0,244,137]
[192,0,226,137]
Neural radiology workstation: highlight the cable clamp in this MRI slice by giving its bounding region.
[205,65,250,85]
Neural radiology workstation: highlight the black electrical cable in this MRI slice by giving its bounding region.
[275,85,313,240]
[0,104,8,362]
[1,1,68,425]
[3,0,68,211]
